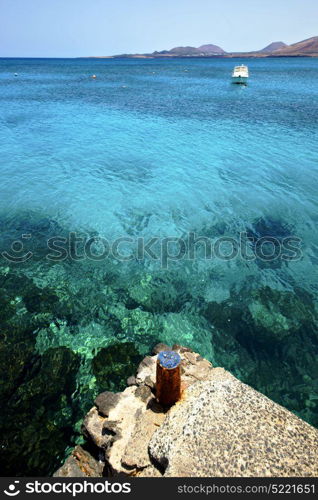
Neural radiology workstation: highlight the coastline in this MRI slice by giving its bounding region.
[55,344,318,478]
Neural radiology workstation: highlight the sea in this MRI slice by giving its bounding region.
[0,57,317,475]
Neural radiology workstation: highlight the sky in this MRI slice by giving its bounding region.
[1,0,318,57]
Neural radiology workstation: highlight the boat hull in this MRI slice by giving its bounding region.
[232,76,248,85]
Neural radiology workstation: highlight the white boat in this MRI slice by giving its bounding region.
[232,65,249,84]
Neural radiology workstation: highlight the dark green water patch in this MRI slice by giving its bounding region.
[92,342,143,393]
[0,347,80,476]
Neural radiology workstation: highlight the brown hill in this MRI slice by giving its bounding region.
[259,41,287,53]
[197,44,226,55]
[272,36,318,56]
[153,44,225,56]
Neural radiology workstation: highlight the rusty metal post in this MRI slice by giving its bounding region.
[156,350,181,407]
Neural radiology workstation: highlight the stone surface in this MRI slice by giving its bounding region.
[135,384,152,402]
[122,408,166,470]
[136,465,163,477]
[95,392,121,417]
[149,368,318,477]
[54,446,103,477]
[104,386,150,474]
[135,355,157,386]
[127,376,137,386]
[82,407,112,449]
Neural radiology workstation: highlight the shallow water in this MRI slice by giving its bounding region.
[0,57,318,475]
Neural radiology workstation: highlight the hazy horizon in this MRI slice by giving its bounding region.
[1,0,318,58]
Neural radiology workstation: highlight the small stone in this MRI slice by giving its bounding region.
[144,375,155,390]
[135,384,152,403]
[136,356,157,386]
[82,407,110,449]
[127,376,137,386]
[54,455,86,477]
[95,391,121,417]
[183,352,198,365]
[137,356,154,370]
[172,344,193,353]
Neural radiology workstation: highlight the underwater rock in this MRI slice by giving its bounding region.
[249,286,318,342]
[246,216,293,241]
[204,285,318,345]
[0,346,80,476]
[245,216,295,269]
[160,312,214,361]
[127,272,191,314]
[92,342,143,393]
[120,308,161,351]
[23,287,60,314]
[0,323,37,403]
[0,273,58,404]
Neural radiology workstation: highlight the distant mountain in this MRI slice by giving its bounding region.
[166,46,203,56]
[259,41,287,53]
[83,36,318,59]
[271,36,318,56]
[152,43,225,57]
[198,44,226,55]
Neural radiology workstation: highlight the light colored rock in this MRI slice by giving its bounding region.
[54,455,86,478]
[54,446,103,477]
[122,408,166,469]
[180,352,213,388]
[137,465,163,477]
[95,391,121,417]
[136,355,157,386]
[82,407,110,449]
[149,368,318,477]
[105,386,150,474]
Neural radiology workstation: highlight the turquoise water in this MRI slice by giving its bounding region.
[0,57,318,475]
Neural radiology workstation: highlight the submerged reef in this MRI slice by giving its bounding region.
[0,210,317,475]
[92,342,143,392]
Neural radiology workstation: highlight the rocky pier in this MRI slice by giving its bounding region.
[55,344,318,477]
